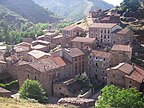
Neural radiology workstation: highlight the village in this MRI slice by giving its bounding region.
[0,8,144,107]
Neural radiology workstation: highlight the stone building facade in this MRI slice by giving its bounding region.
[107,62,144,91]
[111,45,132,66]
[89,23,122,45]
[112,29,134,45]
[17,57,73,96]
[71,37,97,52]
[87,50,111,83]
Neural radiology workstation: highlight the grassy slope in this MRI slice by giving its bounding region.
[0,98,76,108]
[0,0,60,24]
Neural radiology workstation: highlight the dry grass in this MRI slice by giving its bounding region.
[0,98,67,108]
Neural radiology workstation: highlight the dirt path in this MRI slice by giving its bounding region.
[83,0,93,16]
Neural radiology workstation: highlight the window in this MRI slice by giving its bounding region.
[95,63,98,66]
[129,86,132,88]
[101,39,103,42]
[101,30,103,33]
[108,35,110,38]
[130,81,132,83]
[35,76,37,80]
[113,74,115,77]
[105,30,106,33]
[104,35,106,39]
[101,35,103,38]
[75,58,77,61]
[103,71,105,73]
[27,74,30,78]
[103,58,105,61]
[95,74,98,79]
[108,30,110,34]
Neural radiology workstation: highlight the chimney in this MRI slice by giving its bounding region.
[132,63,135,70]
[60,48,64,57]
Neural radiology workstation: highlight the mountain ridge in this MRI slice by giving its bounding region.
[0,0,61,24]
[32,0,114,21]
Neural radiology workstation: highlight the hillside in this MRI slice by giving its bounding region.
[0,0,61,24]
[0,5,30,30]
[0,98,76,108]
[32,0,113,21]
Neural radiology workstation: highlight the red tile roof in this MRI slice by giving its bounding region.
[90,23,117,28]
[111,45,132,52]
[71,37,97,43]
[64,48,85,57]
[126,66,144,83]
[91,50,111,59]
[117,29,131,35]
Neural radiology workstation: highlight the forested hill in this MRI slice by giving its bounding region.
[0,5,31,30]
[0,0,61,24]
[32,0,113,21]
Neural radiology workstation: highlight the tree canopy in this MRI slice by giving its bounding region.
[19,79,47,102]
[97,85,144,108]
[120,0,141,11]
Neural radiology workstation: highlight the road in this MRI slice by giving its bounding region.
[83,0,93,16]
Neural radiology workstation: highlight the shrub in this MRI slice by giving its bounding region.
[19,79,47,103]
[0,80,19,90]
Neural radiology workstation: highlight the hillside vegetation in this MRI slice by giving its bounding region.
[0,5,30,30]
[33,0,113,21]
[0,0,61,23]
[0,98,76,108]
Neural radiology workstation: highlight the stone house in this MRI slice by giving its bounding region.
[62,26,84,38]
[71,37,97,52]
[32,40,51,52]
[99,9,121,25]
[51,48,86,76]
[111,45,132,66]
[112,29,134,45]
[0,61,12,83]
[52,34,64,45]
[60,48,86,76]
[17,57,73,96]
[28,50,51,62]
[89,9,103,18]
[61,26,84,47]
[107,62,144,91]
[0,87,11,98]
[89,23,122,45]
[12,42,32,61]
[88,50,111,83]
[44,32,59,42]
[53,79,81,97]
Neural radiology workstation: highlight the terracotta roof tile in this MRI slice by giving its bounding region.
[90,23,117,28]
[71,37,97,43]
[28,50,51,59]
[64,48,85,57]
[126,66,144,83]
[91,50,111,59]
[111,45,132,52]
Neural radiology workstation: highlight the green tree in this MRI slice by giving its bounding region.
[19,79,47,102]
[97,85,144,108]
[121,0,141,11]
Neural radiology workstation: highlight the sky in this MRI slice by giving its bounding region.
[104,0,123,6]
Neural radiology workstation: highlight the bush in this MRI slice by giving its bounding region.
[0,80,19,90]
[19,79,47,103]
